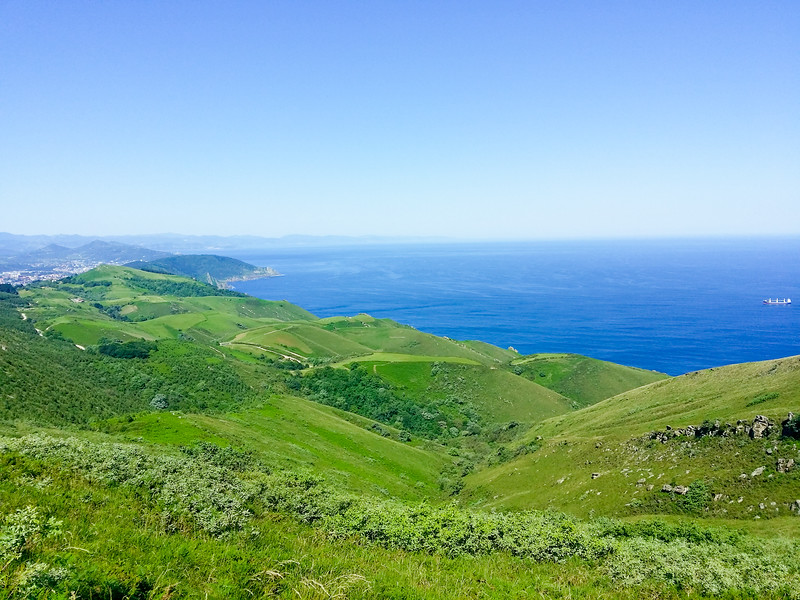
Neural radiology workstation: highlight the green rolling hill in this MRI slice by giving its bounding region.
[127,253,279,287]
[511,352,668,407]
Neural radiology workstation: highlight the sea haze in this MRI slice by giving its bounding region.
[229,238,800,376]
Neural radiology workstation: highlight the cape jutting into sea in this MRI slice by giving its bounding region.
[229,237,800,376]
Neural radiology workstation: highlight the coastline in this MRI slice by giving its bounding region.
[218,267,282,289]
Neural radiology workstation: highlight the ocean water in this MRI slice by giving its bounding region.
[229,238,800,376]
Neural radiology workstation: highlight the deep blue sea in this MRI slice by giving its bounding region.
[228,238,800,376]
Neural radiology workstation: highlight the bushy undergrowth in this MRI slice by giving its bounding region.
[2,434,799,597]
[0,505,67,598]
[123,275,244,298]
[288,366,452,439]
[287,364,487,442]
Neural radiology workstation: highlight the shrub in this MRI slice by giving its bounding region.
[747,392,779,407]
[149,394,168,410]
[0,506,62,563]
[783,414,800,439]
[681,480,711,514]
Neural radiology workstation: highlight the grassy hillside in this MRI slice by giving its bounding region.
[372,360,571,425]
[462,356,800,521]
[319,315,515,365]
[93,398,451,502]
[225,315,531,369]
[4,265,800,598]
[0,298,452,503]
[535,355,800,438]
[20,265,314,346]
[511,353,668,407]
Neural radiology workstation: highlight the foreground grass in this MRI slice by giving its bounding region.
[2,434,797,599]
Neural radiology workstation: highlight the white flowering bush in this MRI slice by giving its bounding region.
[0,505,62,565]
[0,505,66,598]
[604,537,798,598]
[2,435,258,538]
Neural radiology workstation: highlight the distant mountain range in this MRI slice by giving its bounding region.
[0,231,453,256]
[0,240,171,270]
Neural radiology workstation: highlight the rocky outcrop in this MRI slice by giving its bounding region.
[777,458,795,473]
[647,413,797,443]
[660,484,688,495]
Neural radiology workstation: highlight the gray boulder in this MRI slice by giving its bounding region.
[750,415,773,439]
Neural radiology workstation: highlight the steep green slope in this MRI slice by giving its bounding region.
[0,301,145,423]
[535,355,800,438]
[511,353,668,407]
[96,398,449,502]
[462,356,800,520]
[0,302,274,421]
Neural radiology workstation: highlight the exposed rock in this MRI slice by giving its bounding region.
[759,503,766,510]
[646,484,654,491]
[637,478,647,485]
[661,484,673,493]
[713,494,724,502]
[751,466,765,477]
[776,458,795,473]
[673,485,689,495]
[646,412,786,443]
[750,415,772,439]
[766,447,773,455]
[591,472,600,479]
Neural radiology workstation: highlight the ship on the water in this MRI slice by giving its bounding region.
[763,298,792,305]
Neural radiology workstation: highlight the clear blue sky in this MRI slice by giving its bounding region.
[1,1,798,239]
